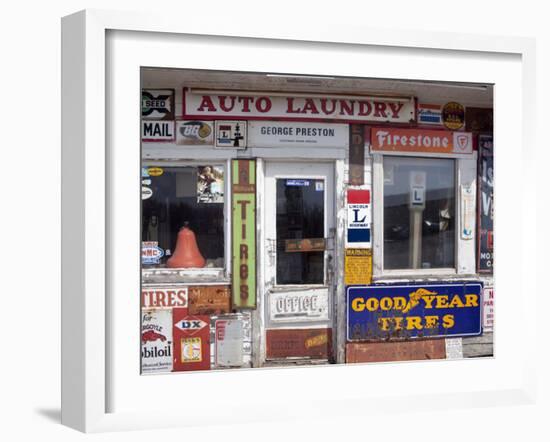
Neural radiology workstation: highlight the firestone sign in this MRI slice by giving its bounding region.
[371,127,473,155]
[183,89,416,123]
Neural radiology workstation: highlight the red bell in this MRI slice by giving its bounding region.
[166,224,206,268]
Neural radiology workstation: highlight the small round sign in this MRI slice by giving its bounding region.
[142,187,153,200]
[442,101,465,130]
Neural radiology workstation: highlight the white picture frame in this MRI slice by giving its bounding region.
[61,9,538,433]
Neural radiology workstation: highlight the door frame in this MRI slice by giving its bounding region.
[252,158,346,366]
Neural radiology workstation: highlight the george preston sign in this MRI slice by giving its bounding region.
[183,89,416,123]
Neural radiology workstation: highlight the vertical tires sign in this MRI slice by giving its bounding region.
[232,160,257,309]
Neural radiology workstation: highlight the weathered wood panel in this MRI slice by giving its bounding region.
[462,332,493,358]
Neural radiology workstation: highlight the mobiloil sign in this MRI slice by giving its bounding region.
[347,283,482,341]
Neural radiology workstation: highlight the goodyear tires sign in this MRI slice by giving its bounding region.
[347,283,482,341]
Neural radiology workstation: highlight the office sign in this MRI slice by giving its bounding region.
[478,134,494,273]
[268,288,330,324]
[142,89,175,120]
[371,127,473,155]
[347,283,483,341]
[183,89,416,123]
[247,121,349,148]
[231,159,257,308]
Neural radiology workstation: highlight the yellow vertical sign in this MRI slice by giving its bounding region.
[345,249,372,285]
[232,159,257,309]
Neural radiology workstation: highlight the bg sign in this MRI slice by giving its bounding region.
[347,283,482,341]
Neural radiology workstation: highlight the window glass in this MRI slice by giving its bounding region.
[141,165,225,268]
[383,156,455,270]
[276,178,325,284]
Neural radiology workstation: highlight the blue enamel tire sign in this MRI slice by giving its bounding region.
[347,283,483,341]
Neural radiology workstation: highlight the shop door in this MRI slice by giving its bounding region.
[264,161,335,362]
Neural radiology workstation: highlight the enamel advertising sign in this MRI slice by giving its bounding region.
[172,310,210,371]
[268,288,330,324]
[142,89,175,120]
[346,189,371,247]
[347,283,483,341]
[141,309,173,374]
[231,159,257,309]
[176,121,214,145]
[141,286,188,310]
[478,134,494,273]
[141,120,175,141]
[370,127,473,155]
[183,89,416,123]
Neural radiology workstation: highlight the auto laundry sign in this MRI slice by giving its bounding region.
[371,127,473,155]
[183,89,416,123]
[347,283,482,341]
[248,121,349,148]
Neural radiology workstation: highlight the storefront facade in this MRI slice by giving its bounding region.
[140,69,494,373]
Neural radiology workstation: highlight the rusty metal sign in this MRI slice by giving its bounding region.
[268,288,329,324]
[284,238,326,252]
[345,339,446,363]
[141,309,173,374]
[266,328,332,359]
[344,248,372,285]
[215,318,244,367]
[188,285,231,315]
[349,124,365,185]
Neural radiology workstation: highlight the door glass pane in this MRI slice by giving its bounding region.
[276,178,325,284]
[383,156,455,270]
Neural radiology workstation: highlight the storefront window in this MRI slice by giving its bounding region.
[383,156,455,270]
[276,178,325,284]
[141,165,225,268]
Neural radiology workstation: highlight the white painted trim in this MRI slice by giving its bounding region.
[372,153,476,278]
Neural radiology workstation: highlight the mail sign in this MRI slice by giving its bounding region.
[347,283,482,341]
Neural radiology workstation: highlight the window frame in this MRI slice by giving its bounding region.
[141,159,232,282]
[372,150,478,280]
